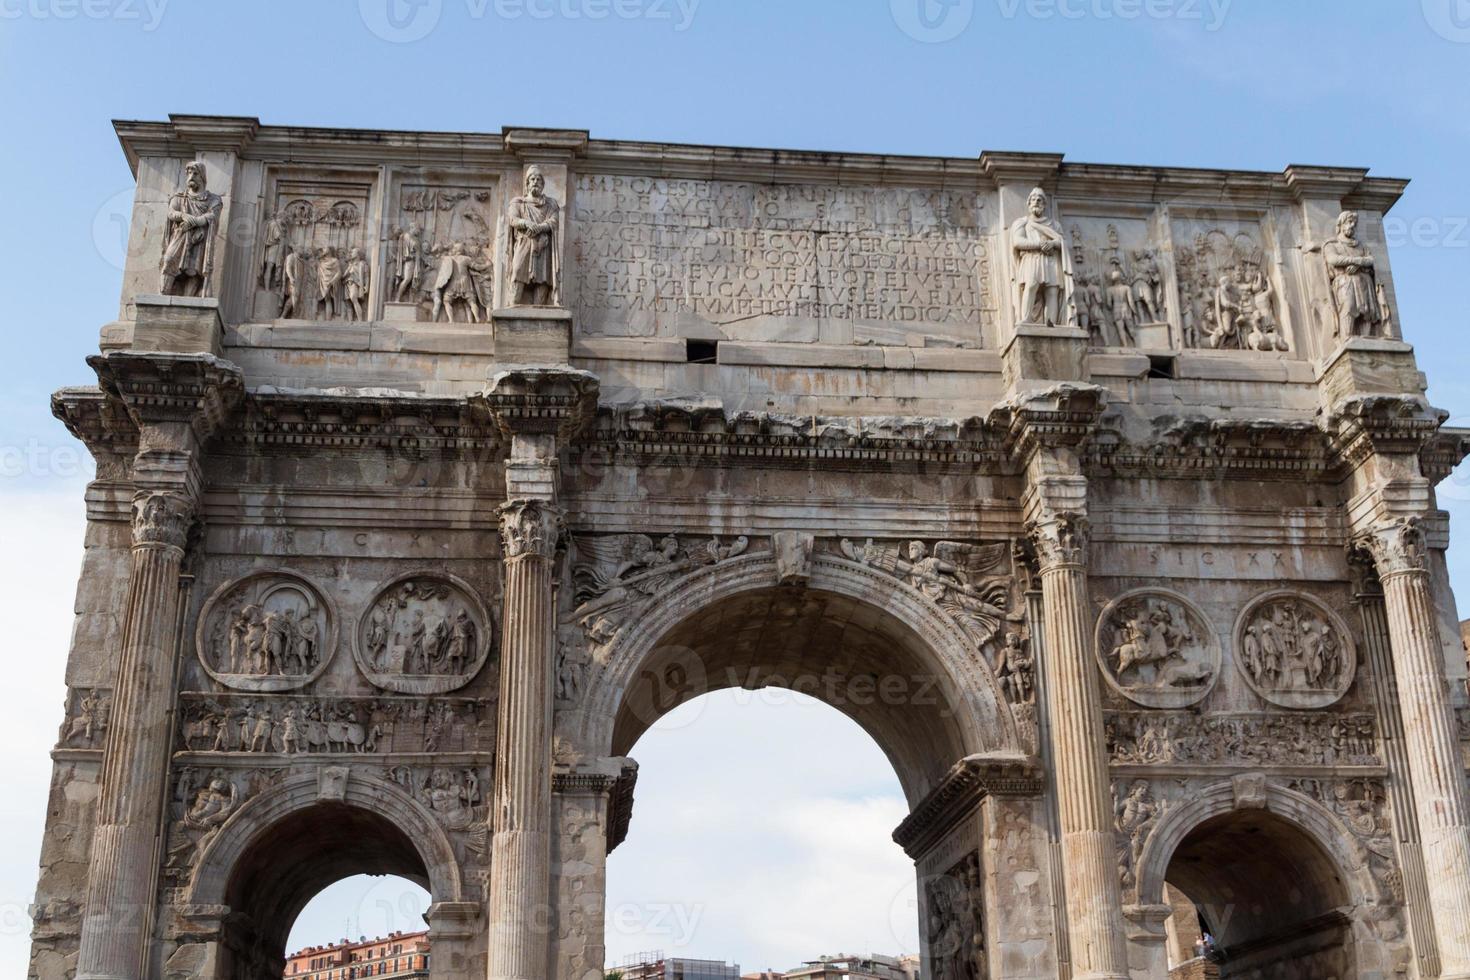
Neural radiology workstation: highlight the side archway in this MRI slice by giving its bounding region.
[184,772,467,978]
[1135,780,1394,977]
[575,549,1023,805]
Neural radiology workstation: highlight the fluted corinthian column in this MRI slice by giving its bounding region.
[76,491,195,980]
[1029,513,1129,980]
[489,499,564,980]
[1359,517,1470,977]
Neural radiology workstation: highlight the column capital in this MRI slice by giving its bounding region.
[1025,512,1091,571]
[479,365,600,442]
[129,489,196,551]
[1355,516,1430,579]
[498,498,565,561]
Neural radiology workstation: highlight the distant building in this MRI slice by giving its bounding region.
[284,930,429,979]
[617,952,741,980]
[779,953,919,980]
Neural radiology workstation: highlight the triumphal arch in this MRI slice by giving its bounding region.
[28,115,1470,980]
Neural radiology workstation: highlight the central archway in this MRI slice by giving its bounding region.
[579,551,1022,805]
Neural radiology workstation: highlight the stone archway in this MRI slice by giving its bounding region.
[178,772,477,980]
[1133,781,1398,978]
[576,549,1022,804]
[560,547,1034,978]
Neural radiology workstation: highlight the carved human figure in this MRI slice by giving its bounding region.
[315,245,343,320]
[1009,188,1068,326]
[507,165,561,306]
[1323,210,1386,338]
[159,160,223,296]
[1209,274,1242,349]
[1105,265,1138,347]
[1241,268,1288,351]
[64,691,109,745]
[280,705,301,754]
[445,609,476,676]
[556,637,589,702]
[343,246,370,320]
[994,631,1034,704]
[1131,249,1163,321]
[432,242,483,323]
[1114,779,1158,889]
[393,223,423,302]
[1076,274,1106,344]
[901,541,1013,649]
[260,210,288,290]
[282,246,310,319]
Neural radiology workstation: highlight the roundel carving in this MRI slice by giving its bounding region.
[1233,590,1357,709]
[355,573,495,694]
[197,571,338,692]
[1095,589,1220,708]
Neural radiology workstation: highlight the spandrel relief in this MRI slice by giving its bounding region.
[1064,216,1168,349]
[356,574,496,694]
[196,572,338,692]
[1235,591,1357,709]
[1095,590,1220,708]
[254,176,373,321]
[387,184,497,321]
[1173,217,1289,352]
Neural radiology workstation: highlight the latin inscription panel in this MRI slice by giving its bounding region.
[570,174,993,345]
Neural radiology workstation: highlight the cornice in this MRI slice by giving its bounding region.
[1421,426,1470,485]
[1090,417,1333,478]
[227,389,499,456]
[1323,394,1448,469]
[86,351,244,439]
[891,754,1043,859]
[987,383,1109,463]
[580,403,1011,471]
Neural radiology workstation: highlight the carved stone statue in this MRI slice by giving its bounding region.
[259,210,288,291]
[507,165,560,307]
[1114,779,1160,891]
[1130,249,1164,322]
[1104,265,1138,347]
[1322,210,1388,338]
[1009,187,1070,327]
[281,246,310,319]
[159,160,222,297]
[343,246,370,320]
[994,631,1034,705]
[197,573,335,692]
[840,538,1015,650]
[315,246,342,320]
[432,242,484,323]
[393,223,423,302]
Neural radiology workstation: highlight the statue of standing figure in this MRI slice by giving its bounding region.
[393,223,423,302]
[1322,210,1388,338]
[315,246,343,321]
[507,165,560,306]
[1009,188,1070,327]
[159,160,223,297]
[343,246,371,320]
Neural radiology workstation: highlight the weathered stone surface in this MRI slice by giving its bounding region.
[29,117,1470,980]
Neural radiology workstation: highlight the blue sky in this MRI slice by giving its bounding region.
[4,0,1470,973]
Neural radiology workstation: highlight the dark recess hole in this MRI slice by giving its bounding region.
[687,338,720,364]
[1147,355,1177,379]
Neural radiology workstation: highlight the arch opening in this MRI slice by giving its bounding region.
[1161,809,1356,978]
[606,687,920,972]
[606,584,997,805]
[214,801,435,979]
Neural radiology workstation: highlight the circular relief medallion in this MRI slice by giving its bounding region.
[1234,590,1357,710]
[1095,589,1221,708]
[355,573,495,694]
[197,571,338,692]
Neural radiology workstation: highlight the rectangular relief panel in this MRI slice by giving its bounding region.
[385,176,500,323]
[252,170,376,323]
[1060,208,1172,351]
[570,174,996,348]
[1170,209,1294,354]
